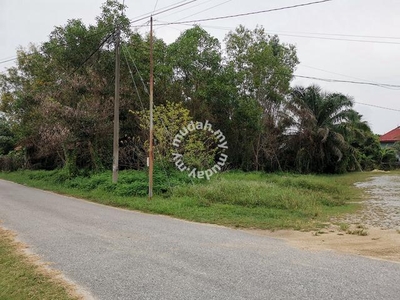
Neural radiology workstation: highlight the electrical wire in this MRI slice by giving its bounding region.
[153,0,160,13]
[155,0,333,25]
[69,30,116,75]
[0,57,18,65]
[0,28,113,66]
[299,65,400,90]
[131,0,194,22]
[266,32,400,45]
[293,74,400,89]
[161,0,215,19]
[124,45,149,95]
[157,22,400,46]
[122,45,145,111]
[175,0,234,22]
[354,102,400,113]
[129,0,197,24]
[0,1,195,66]
[260,29,400,41]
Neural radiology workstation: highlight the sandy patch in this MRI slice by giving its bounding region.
[247,174,400,263]
[247,225,400,263]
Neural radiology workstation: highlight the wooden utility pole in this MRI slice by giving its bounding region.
[148,17,154,199]
[112,27,121,183]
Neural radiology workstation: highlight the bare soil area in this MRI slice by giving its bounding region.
[248,173,400,263]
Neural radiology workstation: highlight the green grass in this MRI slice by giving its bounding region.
[0,227,79,300]
[0,169,373,230]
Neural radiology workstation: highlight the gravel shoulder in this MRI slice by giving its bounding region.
[249,173,400,263]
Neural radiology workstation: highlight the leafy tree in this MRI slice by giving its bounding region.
[224,25,298,171]
[0,0,133,172]
[167,26,223,120]
[132,102,219,170]
[0,116,14,155]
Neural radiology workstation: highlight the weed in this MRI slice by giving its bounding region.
[339,223,350,231]
[0,170,368,230]
[347,225,369,236]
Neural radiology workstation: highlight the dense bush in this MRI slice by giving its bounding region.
[0,151,25,171]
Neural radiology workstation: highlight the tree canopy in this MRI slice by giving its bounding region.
[0,1,383,174]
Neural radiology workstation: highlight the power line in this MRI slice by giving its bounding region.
[0,28,113,66]
[122,44,149,95]
[161,0,215,19]
[0,1,195,66]
[0,57,18,65]
[175,0,234,22]
[131,0,194,22]
[155,0,333,25]
[69,2,206,80]
[152,0,234,32]
[261,29,400,41]
[122,45,145,111]
[129,0,197,24]
[354,102,400,113]
[267,32,400,45]
[160,22,400,46]
[69,31,116,75]
[299,65,400,90]
[153,0,160,13]
[293,74,400,89]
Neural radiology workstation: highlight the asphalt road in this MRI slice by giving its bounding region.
[1,179,399,300]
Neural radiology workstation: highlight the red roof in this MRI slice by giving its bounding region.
[380,126,400,143]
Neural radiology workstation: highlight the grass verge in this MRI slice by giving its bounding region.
[0,169,374,230]
[0,227,80,300]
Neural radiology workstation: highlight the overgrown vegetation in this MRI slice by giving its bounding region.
[0,170,368,229]
[0,227,79,300]
[0,0,390,175]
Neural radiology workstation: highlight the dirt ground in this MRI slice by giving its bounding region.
[248,225,400,263]
[248,173,400,263]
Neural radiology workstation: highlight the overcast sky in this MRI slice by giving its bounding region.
[1,0,400,134]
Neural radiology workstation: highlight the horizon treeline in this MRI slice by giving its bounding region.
[1,0,395,175]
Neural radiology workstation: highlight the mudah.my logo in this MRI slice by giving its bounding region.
[172,120,228,180]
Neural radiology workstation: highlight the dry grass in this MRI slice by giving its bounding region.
[0,226,85,300]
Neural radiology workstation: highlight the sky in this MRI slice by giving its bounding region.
[1,0,400,135]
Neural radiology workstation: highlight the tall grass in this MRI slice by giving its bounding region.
[0,169,368,229]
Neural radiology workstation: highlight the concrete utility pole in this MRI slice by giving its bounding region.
[148,16,154,199]
[113,27,121,183]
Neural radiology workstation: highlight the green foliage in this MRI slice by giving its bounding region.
[132,102,219,171]
[225,25,298,104]
[0,170,365,230]
[284,85,380,173]
[167,26,222,120]
[19,167,193,197]
[0,150,25,171]
[381,147,399,170]
[0,116,14,155]
[0,0,380,175]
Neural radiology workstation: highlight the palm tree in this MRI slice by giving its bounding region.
[285,85,356,173]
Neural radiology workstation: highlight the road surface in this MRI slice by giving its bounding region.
[0,179,399,300]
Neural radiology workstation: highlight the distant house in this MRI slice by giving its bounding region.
[380,127,400,165]
[379,126,400,148]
